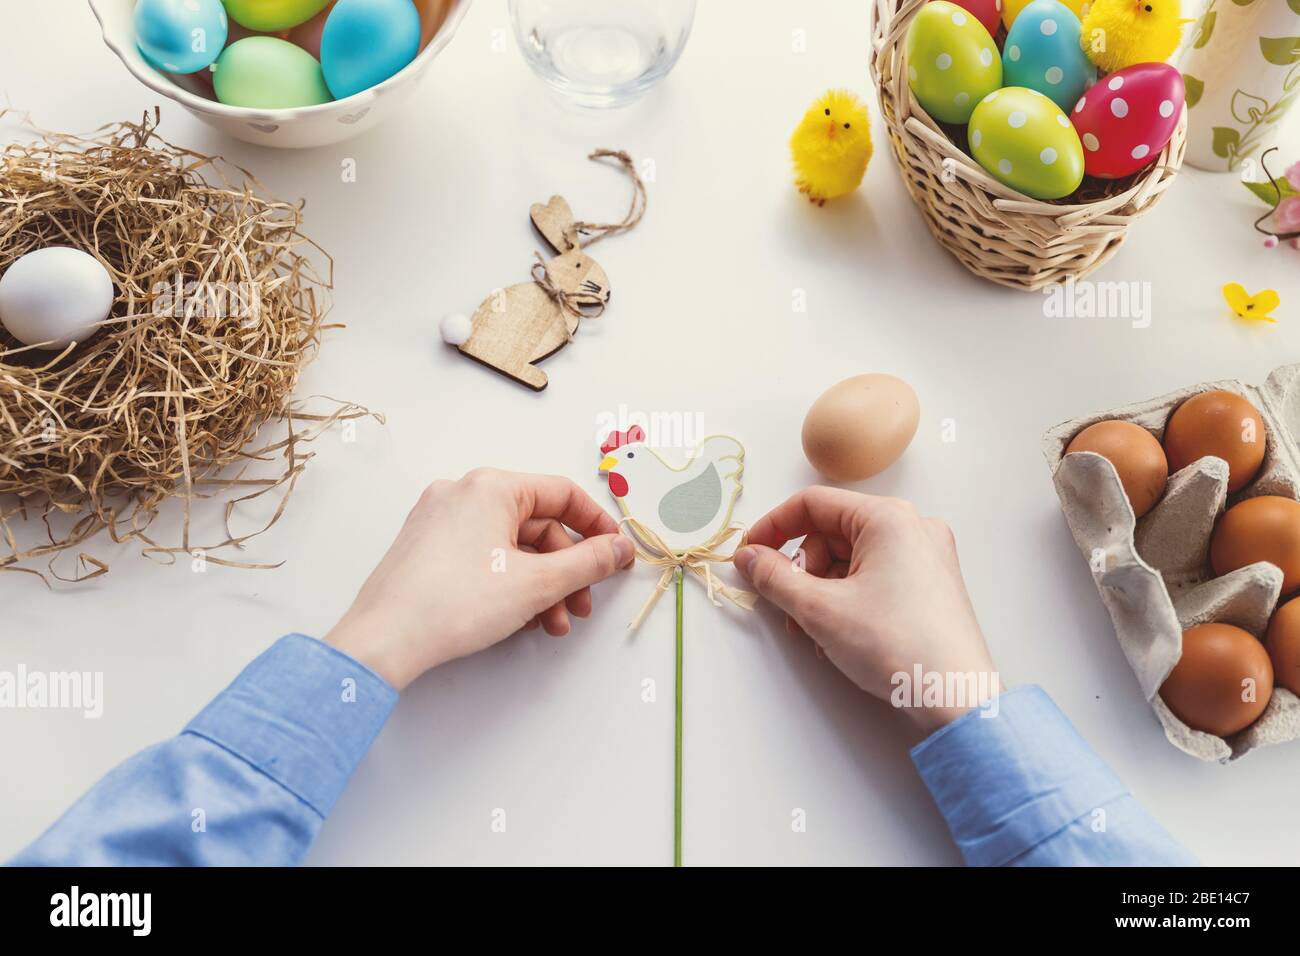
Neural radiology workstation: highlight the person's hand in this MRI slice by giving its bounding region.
[733,487,999,734]
[325,469,634,690]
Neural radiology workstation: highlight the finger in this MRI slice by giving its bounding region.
[511,474,620,538]
[539,602,571,637]
[795,533,833,577]
[523,518,594,617]
[519,517,561,548]
[734,543,836,631]
[525,532,634,612]
[744,486,871,551]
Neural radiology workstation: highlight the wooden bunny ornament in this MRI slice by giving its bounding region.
[441,150,645,392]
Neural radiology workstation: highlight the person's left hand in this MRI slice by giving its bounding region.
[326,469,635,689]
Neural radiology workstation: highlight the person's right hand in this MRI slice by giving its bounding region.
[733,487,1000,734]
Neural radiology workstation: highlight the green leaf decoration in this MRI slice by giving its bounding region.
[1193,11,1216,48]
[1290,0,1300,15]
[1184,74,1204,108]
[1243,179,1298,207]
[1260,36,1300,66]
[1212,126,1240,158]
[1231,89,1270,123]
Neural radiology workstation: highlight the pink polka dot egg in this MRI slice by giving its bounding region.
[1070,63,1185,180]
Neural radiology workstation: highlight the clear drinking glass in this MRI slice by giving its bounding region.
[509,0,698,108]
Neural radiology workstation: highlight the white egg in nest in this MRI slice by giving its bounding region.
[0,247,115,350]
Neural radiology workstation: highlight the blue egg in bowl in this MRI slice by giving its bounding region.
[321,0,423,100]
[133,0,229,74]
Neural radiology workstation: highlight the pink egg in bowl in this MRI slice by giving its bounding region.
[88,0,470,148]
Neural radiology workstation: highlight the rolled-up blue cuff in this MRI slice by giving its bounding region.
[911,685,1128,867]
[183,634,398,818]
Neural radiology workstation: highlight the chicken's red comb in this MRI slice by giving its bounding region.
[600,425,645,455]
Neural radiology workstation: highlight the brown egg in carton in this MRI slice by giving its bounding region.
[1043,363,1300,762]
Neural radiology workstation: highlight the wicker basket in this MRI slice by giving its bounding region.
[870,0,1187,291]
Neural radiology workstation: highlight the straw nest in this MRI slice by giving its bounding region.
[871,0,1186,291]
[0,111,376,583]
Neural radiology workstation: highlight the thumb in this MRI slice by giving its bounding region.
[529,533,635,605]
[734,544,832,626]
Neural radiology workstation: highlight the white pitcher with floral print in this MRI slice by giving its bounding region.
[1177,0,1300,172]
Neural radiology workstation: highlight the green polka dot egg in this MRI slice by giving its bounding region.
[968,87,1084,199]
[905,1,1002,125]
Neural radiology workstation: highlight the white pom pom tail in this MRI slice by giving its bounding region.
[440,312,473,346]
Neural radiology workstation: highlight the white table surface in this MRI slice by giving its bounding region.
[4,0,1300,867]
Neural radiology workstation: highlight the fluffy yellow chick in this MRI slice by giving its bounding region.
[791,90,872,206]
[1081,0,1187,74]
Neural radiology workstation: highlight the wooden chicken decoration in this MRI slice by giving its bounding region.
[598,426,746,555]
[440,149,646,391]
[597,423,755,627]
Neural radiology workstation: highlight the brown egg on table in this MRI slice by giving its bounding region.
[1065,420,1168,518]
[1162,390,1266,492]
[1160,623,1273,737]
[1266,597,1300,696]
[1210,495,1300,593]
[802,374,920,482]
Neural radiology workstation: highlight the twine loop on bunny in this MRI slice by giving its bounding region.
[619,516,757,632]
[573,149,647,246]
[530,149,647,343]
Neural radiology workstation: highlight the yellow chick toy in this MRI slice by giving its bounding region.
[1080,0,1187,74]
[791,89,872,206]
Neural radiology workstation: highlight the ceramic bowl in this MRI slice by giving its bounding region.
[89,0,471,148]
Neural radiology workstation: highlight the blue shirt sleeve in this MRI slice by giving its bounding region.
[8,634,397,867]
[910,685,1196,866]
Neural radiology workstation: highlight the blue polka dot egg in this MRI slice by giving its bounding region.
[1001,0,1095,113]
[133,0,228,75]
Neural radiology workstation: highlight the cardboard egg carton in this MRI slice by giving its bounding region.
[1043,363,1300,762]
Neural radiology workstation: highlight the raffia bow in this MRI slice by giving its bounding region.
[530,253,606,342]
[619,516,758,632]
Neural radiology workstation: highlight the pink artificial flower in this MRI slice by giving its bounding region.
[1276,196,1300,234]
[1288,161,1300,192]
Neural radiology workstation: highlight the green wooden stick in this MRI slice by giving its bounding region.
[674,565,684,868]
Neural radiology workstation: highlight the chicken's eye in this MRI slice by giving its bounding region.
[1144,3,1152,9]
[824,108,830,116]
[843,122,850,129]
[627,452,635,459]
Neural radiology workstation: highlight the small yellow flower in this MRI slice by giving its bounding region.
[1223,283,1281,324]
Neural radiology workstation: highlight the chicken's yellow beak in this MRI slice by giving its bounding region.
[598,455,618,473]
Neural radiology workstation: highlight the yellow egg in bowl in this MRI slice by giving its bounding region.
[88,0,471,149]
